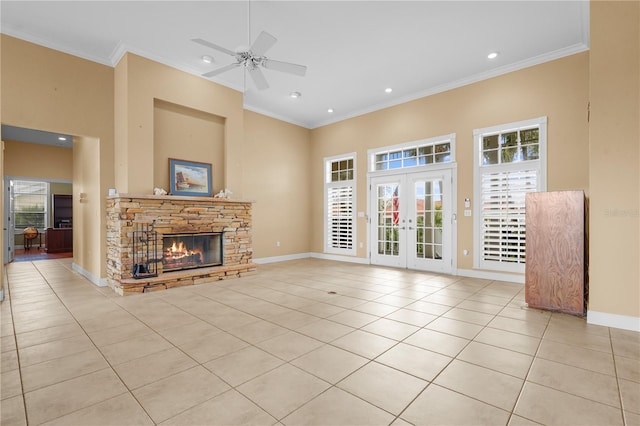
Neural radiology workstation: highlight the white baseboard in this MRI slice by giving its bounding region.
[456,268,525,284]
[309,252,370,265]
[254,253,312,264]
[72,263,108,287]
[254,252,370,265]
[587,310,640,332]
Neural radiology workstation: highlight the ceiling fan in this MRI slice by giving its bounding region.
[192,31,307,90]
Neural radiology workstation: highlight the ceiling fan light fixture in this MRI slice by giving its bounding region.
[289,91,301,99]
[201,55,213,64]
[193,31,307,91]
[487,51,499,59]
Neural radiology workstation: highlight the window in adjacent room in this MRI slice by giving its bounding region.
[473,117,547,274]
[13,180,49,230]
[324,154,356,255]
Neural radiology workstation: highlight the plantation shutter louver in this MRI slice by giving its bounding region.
[480,168,538,267]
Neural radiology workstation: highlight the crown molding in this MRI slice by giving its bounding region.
[310,42,589,129]
[1,27,112,66]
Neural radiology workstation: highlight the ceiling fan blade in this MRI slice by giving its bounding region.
[202,63,239,77]
[262,59,307,77]
[191,38,236,56]
[248,67,269,90]
[251,31,277,56]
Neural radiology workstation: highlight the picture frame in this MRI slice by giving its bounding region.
[169,158,213,197]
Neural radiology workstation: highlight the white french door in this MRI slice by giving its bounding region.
[370,169,453,273]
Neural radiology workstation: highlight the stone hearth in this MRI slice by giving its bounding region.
[106,194,256,295]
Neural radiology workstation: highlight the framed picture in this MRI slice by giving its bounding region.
[169,158,213,197]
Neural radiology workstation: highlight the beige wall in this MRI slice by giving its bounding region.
[588,1,640,322]
[1,35,113,281]
[310,52,590,271]
[114,53,244,196]
[3,140,73,180]
[243,110,312,258]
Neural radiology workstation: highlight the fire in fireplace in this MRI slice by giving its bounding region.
[162,232,223,272]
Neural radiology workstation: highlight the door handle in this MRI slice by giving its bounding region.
[408,227,414,230]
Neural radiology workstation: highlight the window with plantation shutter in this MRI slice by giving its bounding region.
[325,154,356,255]
[327,186,354,251]
[474,117,547,274]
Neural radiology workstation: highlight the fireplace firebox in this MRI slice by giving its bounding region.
[162,232,223,272]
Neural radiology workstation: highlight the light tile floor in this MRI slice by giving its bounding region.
[1,258,639,425]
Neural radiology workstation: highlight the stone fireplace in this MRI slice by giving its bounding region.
[106,194,256,295]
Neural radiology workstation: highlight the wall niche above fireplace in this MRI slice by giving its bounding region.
[106,194,256,295]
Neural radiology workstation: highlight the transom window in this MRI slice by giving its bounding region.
[329,158,354,182]
[481,127,540,165]
[370,135,455,172]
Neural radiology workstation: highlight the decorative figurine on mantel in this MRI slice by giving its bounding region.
[214,188,233,199]
[154,187,168,196]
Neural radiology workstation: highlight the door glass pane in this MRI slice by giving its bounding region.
[414,179,443,260]
[376,183,400,256]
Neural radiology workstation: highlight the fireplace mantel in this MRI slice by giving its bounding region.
[107,193,255,204]
[106,194,256,295]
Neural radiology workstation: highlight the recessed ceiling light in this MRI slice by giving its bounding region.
[201,55,213,64]
[58,136,67,141]
[289,91,301,99]
[487,52,499,59]
[327,108,334,113]
[385,88,393,93]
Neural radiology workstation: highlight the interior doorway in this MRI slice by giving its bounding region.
[1,125,74,264]
[4,177,73,263]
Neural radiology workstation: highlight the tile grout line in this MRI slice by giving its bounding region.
[609,327,628,425]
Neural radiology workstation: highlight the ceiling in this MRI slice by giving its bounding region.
[1,1,589,130]
[1,124,73,148]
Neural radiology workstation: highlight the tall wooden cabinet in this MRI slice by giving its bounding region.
[525,191,587,316]
[52,194,72,228]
